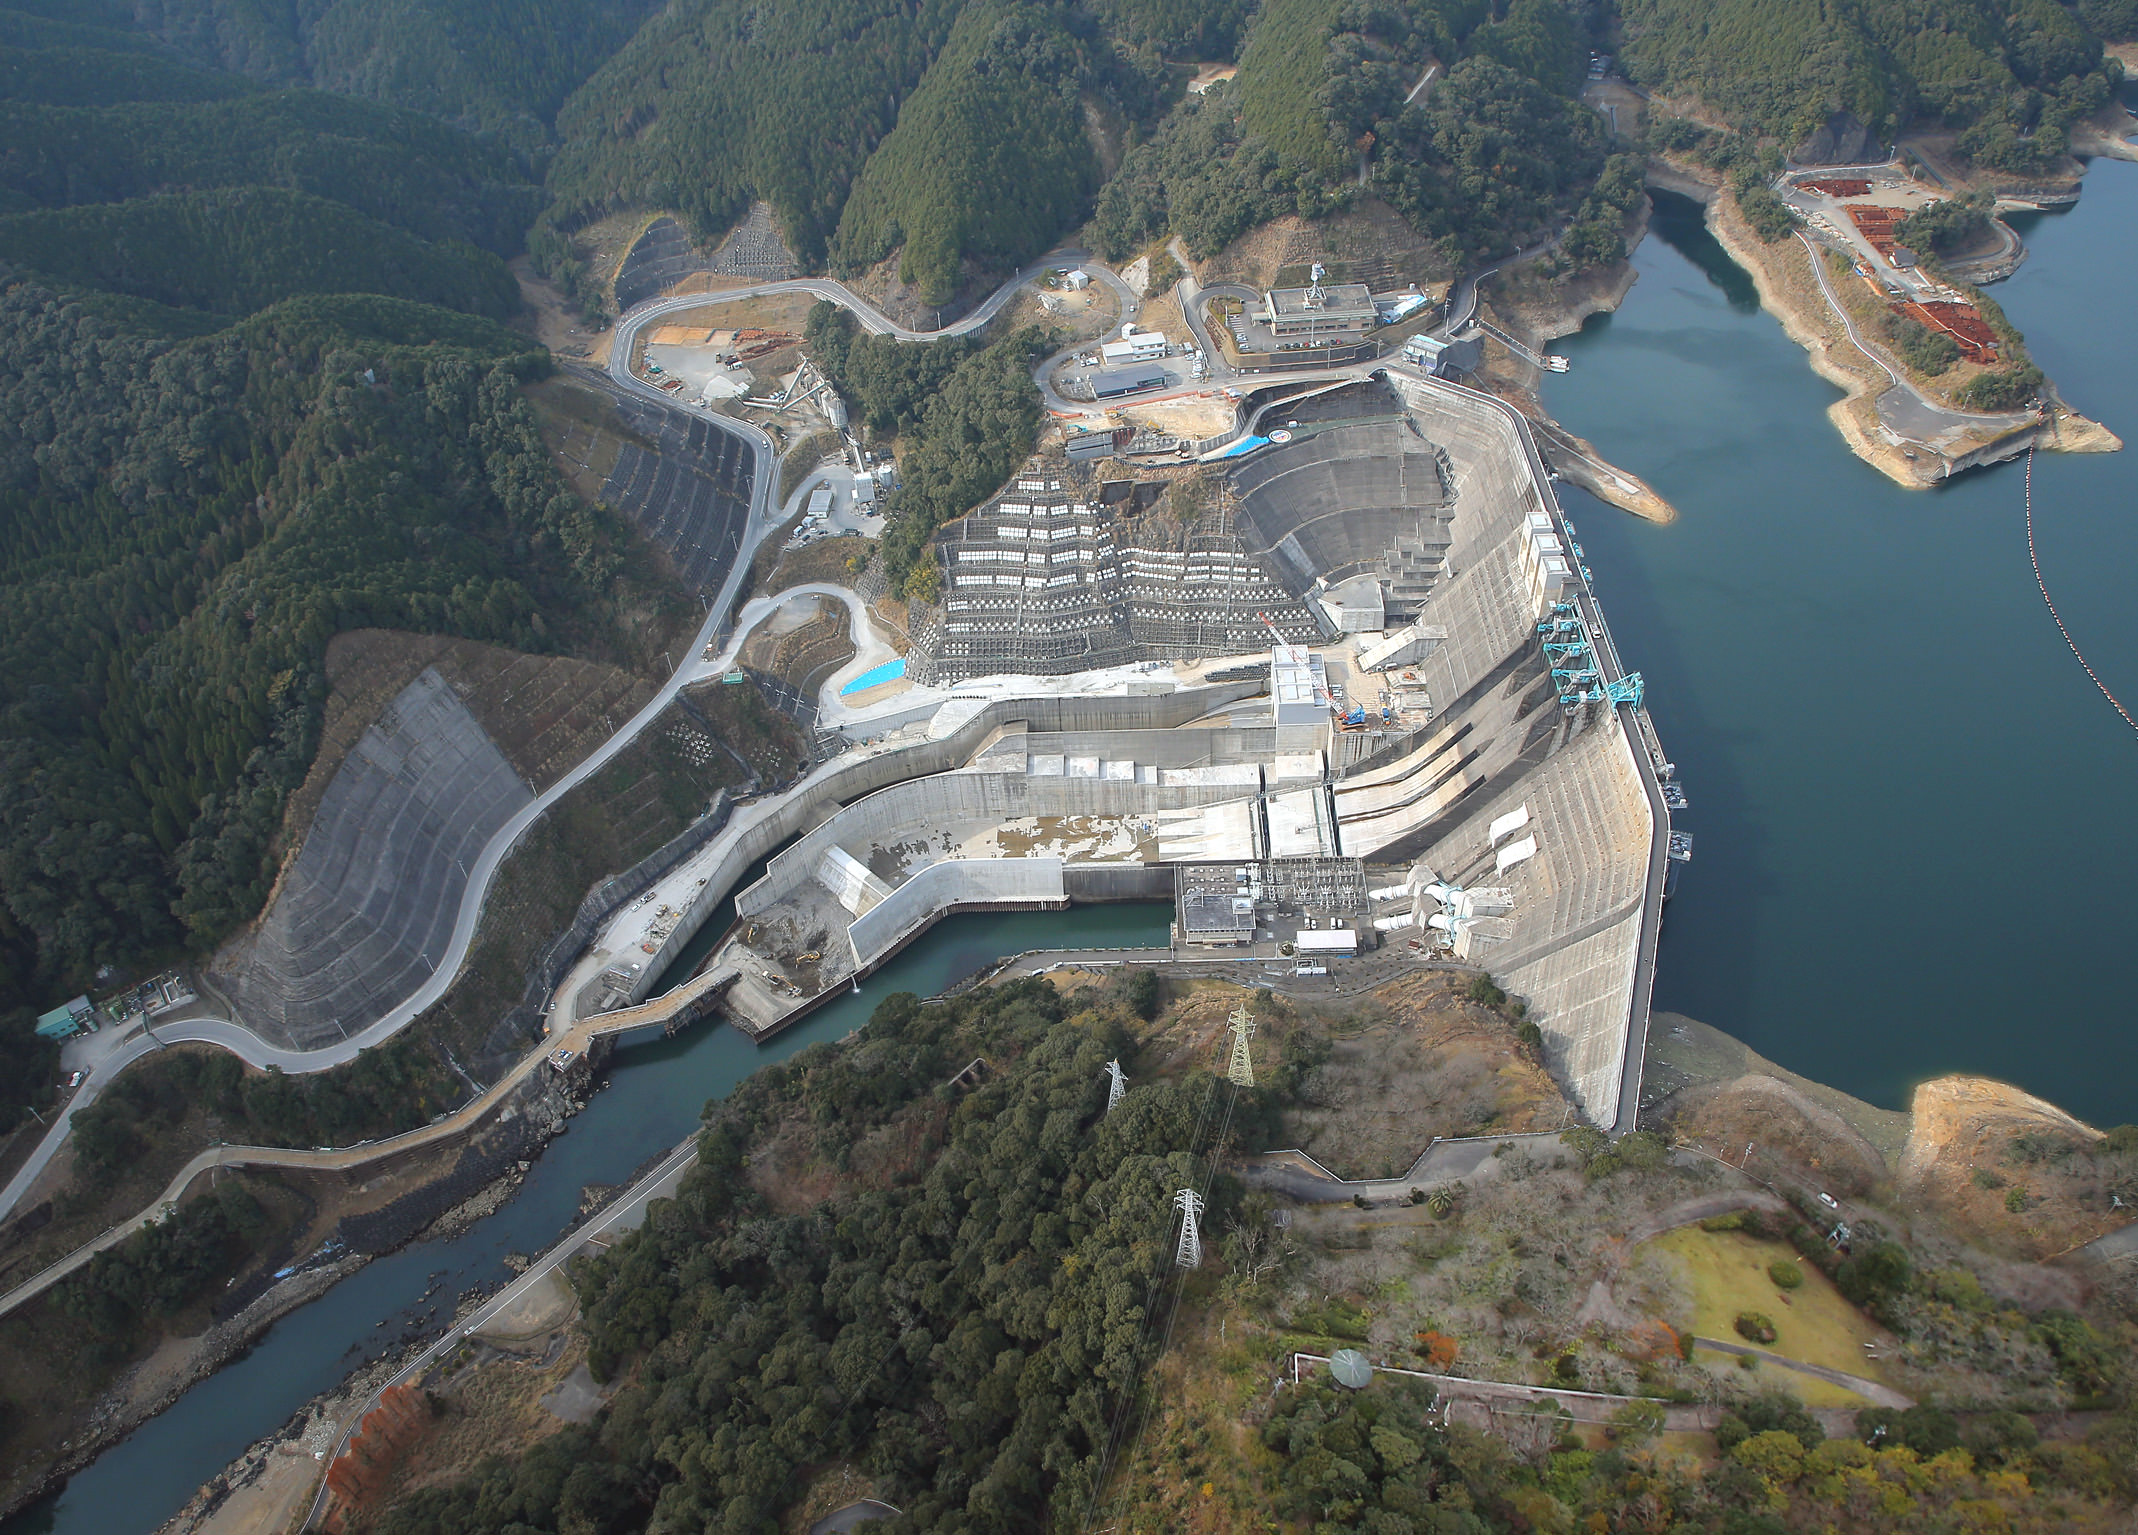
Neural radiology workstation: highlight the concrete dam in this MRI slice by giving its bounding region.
[570,370,1674,1132]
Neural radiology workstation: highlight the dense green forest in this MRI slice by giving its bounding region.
[376,976,1276,1534]
[0,3,569,329]
[545,0,961,268]
[0,276,671,1009]
[806,306,1049,584]
[1620,0,2126,173]
[0,92,539,250]
[103,0,659,149]
[1090,0,1258,56]
[0,37,254,105]
[1092,0,1623,271]
[55,1180,268,1361]
[0,189,520,320]
[69,1039,458,1173]
[828,3,1126,303]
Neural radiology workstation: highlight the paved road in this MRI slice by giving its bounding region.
[300,1134,701,1530]
[0,400,783,1221]
[614,246,1134,344]
[1690,1336,1913,1407]
[808,1500,902,1534]
[609,248,1141,419]
[1438,232,1562,339]
[1793,230,2033,445]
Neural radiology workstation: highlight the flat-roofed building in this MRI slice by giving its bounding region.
[1176,866,1257,945]
[1262,282,1376,339]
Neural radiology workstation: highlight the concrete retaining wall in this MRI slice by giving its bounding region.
[848,858,1066,968]
[212,669,533,1051]
[623,683,1261,1004]
[1018,726,1279,766]
[1064,865,1175,901]
[736,767,1254,918]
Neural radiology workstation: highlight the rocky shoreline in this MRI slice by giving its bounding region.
[1473,199,1681,524]
[150,1277,513,1535]
[0,1254,369,1525]
[0,1063,595,1523]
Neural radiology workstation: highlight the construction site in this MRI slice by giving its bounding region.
[558,368,1674,1130]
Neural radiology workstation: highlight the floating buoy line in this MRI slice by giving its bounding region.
[2024,447,2138,735]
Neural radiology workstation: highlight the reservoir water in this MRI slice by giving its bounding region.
[1546,160,2138,1128]
[13,155,2138,1534]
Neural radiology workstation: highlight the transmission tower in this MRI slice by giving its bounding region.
[1103,1058,1128,1114]
[1173,1189,1206,1269]
[1225,1003,1257,1088]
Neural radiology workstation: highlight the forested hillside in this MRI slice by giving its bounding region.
[0,190,520,320]
[113,0,659,149]
[827,3,1113,302]
[375,977,1274,1534]
[806,305,1049,582]
[0,92,538,249]
[0,274,676,1050]
[544,0,961,270]
[1619,0,2127,172]
[1092,0,1615,268]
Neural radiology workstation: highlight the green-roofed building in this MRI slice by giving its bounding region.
[35,996,94,1040]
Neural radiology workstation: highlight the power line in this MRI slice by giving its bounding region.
[1076,1065,1226,1533]
[1092,1071,1251,1531]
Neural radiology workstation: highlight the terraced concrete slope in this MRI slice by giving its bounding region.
[595,392,755,593]
[612,207,797,310]
[210,669,534,1050]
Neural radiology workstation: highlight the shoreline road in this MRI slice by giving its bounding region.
[1792,231,2034,443]
[298,1134,702,1531]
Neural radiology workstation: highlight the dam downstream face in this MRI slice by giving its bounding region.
[1544,166,2138,1126]
[4,904,1169,1535]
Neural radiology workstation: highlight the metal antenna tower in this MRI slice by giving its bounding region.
[1225,1004,1257,1088]
[1104,1058,1128,1113]
[1173,1189,1206,1268]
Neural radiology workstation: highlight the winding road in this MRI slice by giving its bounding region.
[0,395,781,1222]
[607,247,1141,416]
[1791,228,2035,446]
[0,249,1139,1227]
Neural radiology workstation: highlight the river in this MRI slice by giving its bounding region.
[1545,159,2138,1128]
[4,903,1170,1535]
[15,152,2138,1535]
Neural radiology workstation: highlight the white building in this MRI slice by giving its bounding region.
[1100,328,1168,364]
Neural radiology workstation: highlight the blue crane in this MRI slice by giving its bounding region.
[1605,672,1644,708]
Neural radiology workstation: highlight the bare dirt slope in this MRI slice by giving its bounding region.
[1192,196,1451,291]
[1645,1013,2135,1259]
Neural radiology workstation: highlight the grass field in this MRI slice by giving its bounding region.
[1647,1226,1890,1406]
